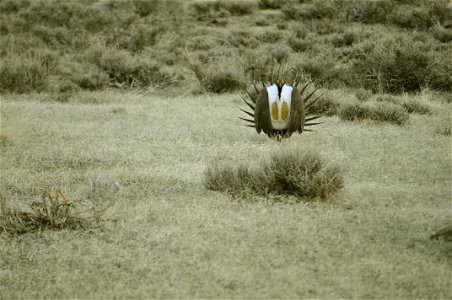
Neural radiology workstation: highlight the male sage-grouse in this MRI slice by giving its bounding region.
[239,68,323,140]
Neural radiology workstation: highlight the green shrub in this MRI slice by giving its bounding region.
[0,50,57,93]
[205,149,344,200]
[338,101,409,125]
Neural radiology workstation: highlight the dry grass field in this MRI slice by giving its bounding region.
[1,0,451,298]
[1,89,451,298]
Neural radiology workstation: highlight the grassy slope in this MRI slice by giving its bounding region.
[0,90,450,298]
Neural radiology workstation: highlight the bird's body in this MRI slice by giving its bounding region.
[239,74,322,140]
[254,83,305,139]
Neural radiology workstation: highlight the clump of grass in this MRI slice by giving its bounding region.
[338,101,409,125]
[205,149,344,201]
[401,98,431,114]
[0,177,119,233]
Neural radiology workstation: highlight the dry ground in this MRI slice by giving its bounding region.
[0,90,451,298]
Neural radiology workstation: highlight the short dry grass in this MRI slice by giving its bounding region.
[0,89,450,298]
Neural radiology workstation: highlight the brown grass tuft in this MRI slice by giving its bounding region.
[205,148,343,201]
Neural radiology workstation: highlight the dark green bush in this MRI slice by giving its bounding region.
[205,149,343,200]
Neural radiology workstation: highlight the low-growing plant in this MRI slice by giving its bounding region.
[205,148,344,201]
[401,98,431,114]
[338,101,409,125]
[0,177,119,233]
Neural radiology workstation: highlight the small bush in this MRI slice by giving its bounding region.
[205,149,344,201]
[0,50,57,93]
[401,98,431,114]
[338,101,409,125]
[371,102,410,124]
[191,60,245,93]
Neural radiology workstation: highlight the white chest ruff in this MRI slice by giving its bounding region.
[267,84,293,130]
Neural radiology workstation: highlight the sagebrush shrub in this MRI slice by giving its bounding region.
[352,38,451,93]
[205,149,344,201]
[338,101,409,125]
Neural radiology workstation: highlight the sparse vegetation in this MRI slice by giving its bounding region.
[0,178,119,233]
